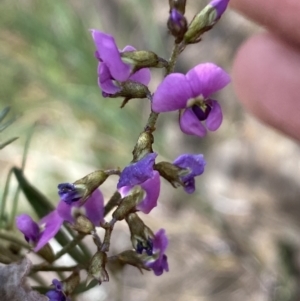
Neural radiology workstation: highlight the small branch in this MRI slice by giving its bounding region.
[31,264,81,273]
[104,191,121,217]
[100,219,116,252]
[0,231,32,250]
[53,234,85,261]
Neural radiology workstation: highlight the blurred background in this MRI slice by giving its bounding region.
[1,0,300,300]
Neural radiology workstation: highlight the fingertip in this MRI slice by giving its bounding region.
[232,32,300,140]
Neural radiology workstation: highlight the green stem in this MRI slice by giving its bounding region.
[0,231,32,250]
[9,123,36,229]
[104,191,121,217]
[53,234,85,261]
[144,42,183,133]
[0,169,13,229]
[31,264,81,272]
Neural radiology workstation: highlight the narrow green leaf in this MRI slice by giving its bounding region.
[0,137,18,149]
[12,167,54,216]
[0,117,18,132]
[0,107,10,123]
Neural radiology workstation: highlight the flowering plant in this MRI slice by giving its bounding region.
[0,1,230,300]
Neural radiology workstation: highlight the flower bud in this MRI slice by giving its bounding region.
[72,215,95,234]
[121,51,168,73]
[62,270,80,296]
[109,250,150,273]
[58,170,109,205]
[112,186,145,221]
[154,161,187,188]
[132,132,154,162]
[103,81,151,108]
[125,213,154,255]
[87,251,109,285]
[37,243,55,263]
[167,8,188,43]
[184,0,229,44]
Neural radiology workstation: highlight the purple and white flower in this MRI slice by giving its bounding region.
[16,189,104,252]
[173,154,206,193]
[117,153,157,189]
[209,0,230,20]
[119,170,160,214]
[90,30,151,95]
[152,63,230,137]
[144,229,169,276]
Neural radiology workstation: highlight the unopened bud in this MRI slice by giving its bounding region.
[72,215,95,234]
[103,81,151,108]
[121,51,168,73]
[167,8,187,43]
[62,270,80,296]
[74,170,109,204]
[109,250,150,273]
[154,161,188,188]
[87,251,109,285]
[126,213,154,255]
[37,243,55,263]
[184,0,229,44]
[112,186,145,221]
[132,132,154,161]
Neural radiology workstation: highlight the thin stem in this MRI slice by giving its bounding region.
[144,42,183,133]
[31,264,81,273]
[0,231,32,250]
[0,169,13,229]
[104,191,121,217]
[9,124,36,229]
[53,234,85,261]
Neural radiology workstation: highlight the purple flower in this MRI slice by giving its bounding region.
[209,0,230,19]
[16,214,40,244]
[173,154,206,193]
[119,170,160,214]
[90,29,151,95]
[117,153,157,189]
[45,279,70,301]
[152,63,230,137]
[145,229,169,276]
[16,189,104,252]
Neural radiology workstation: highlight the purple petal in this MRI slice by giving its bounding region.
[183,178,196,194]
[153,229,168,254]
[34,211,63,252]
[209,0,230,19]
[170,8,185,27]
[56,189,104,226]
[56,201,74,223]
[90,29,131,81]
[129,68,151,86]
[179,108,207,137]
[82,189,104,226]
[122,45,136,52]
[186,63,230,98]
[117,153,157,189]
[136,171,160,214]
[205,99,223,131]
[146,229,169,276]
[57,183,81,204]
[98,63,121,94]
[16,214,40,244]
[173,154,206,178]
[150,254,169,276]
[152,74,193,112]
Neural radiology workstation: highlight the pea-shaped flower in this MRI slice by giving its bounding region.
[152,63,230,137]
[91,30,151,95]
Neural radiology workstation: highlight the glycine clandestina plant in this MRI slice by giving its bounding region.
[4,1,231,299]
